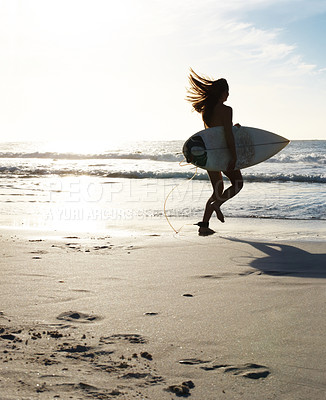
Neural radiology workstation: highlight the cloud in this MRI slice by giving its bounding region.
[168,3,325,79]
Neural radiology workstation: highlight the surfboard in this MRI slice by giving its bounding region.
[183,126,289,171]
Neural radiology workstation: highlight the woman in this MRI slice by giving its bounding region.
[186,69,243,236]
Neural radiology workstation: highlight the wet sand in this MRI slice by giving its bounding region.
[1,220,325,399]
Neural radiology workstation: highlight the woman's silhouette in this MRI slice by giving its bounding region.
[187,70,243,235]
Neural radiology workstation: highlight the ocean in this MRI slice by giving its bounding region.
[0,139,325,233]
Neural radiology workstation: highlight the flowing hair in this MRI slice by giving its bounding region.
[186,69,229,127]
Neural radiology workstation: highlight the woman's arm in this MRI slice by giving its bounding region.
[223,106,237,170]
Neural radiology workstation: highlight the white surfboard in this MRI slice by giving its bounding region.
[183,126,289,171]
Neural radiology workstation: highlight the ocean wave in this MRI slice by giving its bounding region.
[243,173,326,184]
[0,166,325,183]
[1,150,325,165]
[0,151,184,162]
[267,153,326,164]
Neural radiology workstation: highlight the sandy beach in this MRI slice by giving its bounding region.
[1,0,326,397]
[0,218,325,399]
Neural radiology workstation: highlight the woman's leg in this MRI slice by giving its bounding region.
[212,169,243,208]
[198,171,224,235]
[203,170,224,222]
[198,170,243,235]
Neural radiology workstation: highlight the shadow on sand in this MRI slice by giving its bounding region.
[225,238,326,279]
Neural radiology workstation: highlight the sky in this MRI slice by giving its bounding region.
[0,0,325,144]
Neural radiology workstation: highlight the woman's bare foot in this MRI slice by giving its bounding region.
[211,201,225,223]
[198,227,215,236]
[195,221,215,236]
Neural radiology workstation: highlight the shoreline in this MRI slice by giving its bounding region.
[1,219,325,399]
[2,215,326,242]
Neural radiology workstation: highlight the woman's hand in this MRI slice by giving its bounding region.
[227,157,237,171]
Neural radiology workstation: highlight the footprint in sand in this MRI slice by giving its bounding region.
[100,333,147,345]
[166,380,195,397]
[179,358,209,365]
[93,245,111,250]
[65,243,81,250]
[58,344,91,353]
[56,311,101,323]
[50,382,120,398]
[201,362,270,379]
[1,323,162,399]
[198,271,257,280]
[30,250,48,255]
